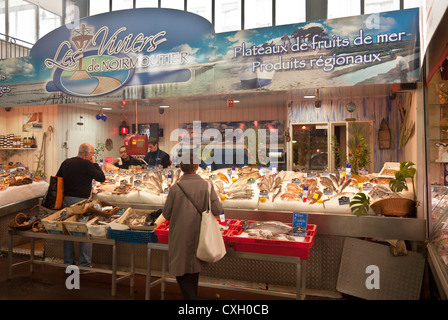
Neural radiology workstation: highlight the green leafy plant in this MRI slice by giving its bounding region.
[347,123,371,175]
[389,161,416,194]
[331,135,346,167]
[331,123,371,175]
[349,192,371,216]
[34,153,45,178]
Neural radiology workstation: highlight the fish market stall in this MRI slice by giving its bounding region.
[0,179,48,209]
[93,164,416,218]
[84,163,426,298]
[0,167,49,252]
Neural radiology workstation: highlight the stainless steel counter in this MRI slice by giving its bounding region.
[100,200,427,241]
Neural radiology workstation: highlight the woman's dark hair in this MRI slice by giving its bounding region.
[180,153,199,173]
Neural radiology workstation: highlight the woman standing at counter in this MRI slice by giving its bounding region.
[162,153,223,300]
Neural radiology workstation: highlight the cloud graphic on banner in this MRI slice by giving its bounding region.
[326,15,397,38]
[226,29,258,46]
[173,43,200,64]
[0,58,35,76]
[325,17,364,37]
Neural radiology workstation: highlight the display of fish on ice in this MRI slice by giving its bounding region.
[241,220,303,241]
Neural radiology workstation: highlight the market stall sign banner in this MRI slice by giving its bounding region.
[0,8,419,107]
[212,8,419,91]
[29,8,214,97]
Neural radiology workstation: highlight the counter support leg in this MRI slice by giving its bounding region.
[296,260,307,300]
[30,238,35,273]
[296,260,301,300]
[130,246,135,295]
[145,245,152,300]
[8,231,13,280]
[111,243,117,297]
[161,252,166,300]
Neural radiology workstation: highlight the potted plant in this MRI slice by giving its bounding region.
[370,161,417,217]
[331,123,371,175]
[346,124,371,175]
[349,192,371,216]
[389,161,416,196]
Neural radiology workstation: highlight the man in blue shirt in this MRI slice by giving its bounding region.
[144,138,171,168]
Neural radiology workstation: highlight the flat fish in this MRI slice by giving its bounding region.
[230,171,260,189]
[320,176,337,190]
[246,221,298,235]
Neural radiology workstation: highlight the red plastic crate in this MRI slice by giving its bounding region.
[226,222,317,260]
[154,220,170,244]
[154,219,239,245]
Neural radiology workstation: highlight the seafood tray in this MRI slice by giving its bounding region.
[378,162,400,178]
[115,207,162,231]
[63,213,97,237]
[66,199,90,214]
[107,227,157,244]
[86,215,119,239]
[226,222,317,260]
[41,208,74,235]
[154,219,238,245]
[84,200,120,218]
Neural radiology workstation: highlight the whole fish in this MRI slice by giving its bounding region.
[237,166,259,175]
[330,173,341,187]
[226,189,254,199]
[272,175,282,190]
[217,172,230,184]
[229,171,260,189]
[309,190,323,204]
[213,180,225,196]
[280,191,301,201]
[286,183,302,193]
[320,176,337,190]
[338,178,351,193]
[272,185,282,202]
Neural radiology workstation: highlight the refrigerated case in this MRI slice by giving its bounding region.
[425,42,448,299]
[427,185,448,299]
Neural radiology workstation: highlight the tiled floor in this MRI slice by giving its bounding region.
[0,254,303,300]
[0,244,439,301]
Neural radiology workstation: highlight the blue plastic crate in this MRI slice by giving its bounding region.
[107,227,157,244]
